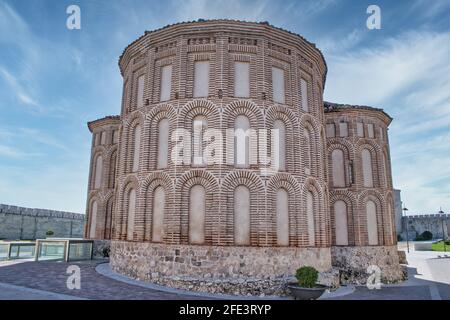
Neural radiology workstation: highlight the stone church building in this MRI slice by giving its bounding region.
[85,20,404,294]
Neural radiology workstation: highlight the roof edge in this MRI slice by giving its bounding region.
[87,115,121,132]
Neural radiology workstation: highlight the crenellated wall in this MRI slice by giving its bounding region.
[0,204,84,240]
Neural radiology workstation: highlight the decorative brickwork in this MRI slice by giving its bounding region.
[85,20,402,291]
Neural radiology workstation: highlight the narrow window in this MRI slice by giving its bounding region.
[234,185,250,245]
[326,123,335,138]
[152,186,165,242]
[112,130,119,144]
[127,188,136,241]
[304,128,312,175]
[108,151,117,189]
[331,149,346,187]
[366,200,378,245]
[160,65,172,102]
[362,148,374,187]
[132,125,141,172]
[234,61,250,98]
[193,61,210,98]
[272,67,285,104]
[192,116,207,165]
[300,78,308,112]
[137,75,145,108]
[234,115,250,168]
[189,185,206,244]
[273,120,286,171]
[367,124,375,138]
[334,200,349,245]
[157,118,169,169]
[306,191,315,246]
[100,131,106,145]
[94,155,103,189]
[89,201,97,239]
[276,188,289,246]
[357,122,364,137]
[339,122,348,137]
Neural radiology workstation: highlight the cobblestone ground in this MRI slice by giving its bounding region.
[0,260,210,300]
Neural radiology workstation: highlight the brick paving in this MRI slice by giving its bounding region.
[0,260,210,300]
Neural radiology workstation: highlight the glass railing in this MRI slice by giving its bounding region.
[0,239,94,262]
[35,239,93,262]
[0,241,36,260]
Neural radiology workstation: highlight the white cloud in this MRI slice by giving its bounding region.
[324,31,450,106]
[0,66,39,108]
[324,30,450,213]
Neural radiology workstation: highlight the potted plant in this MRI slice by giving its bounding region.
[45,230,55,238]
[287,266,328,300]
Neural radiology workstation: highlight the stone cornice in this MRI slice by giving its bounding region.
[324,101,393,125]
[87,115,121,132]
[118,19,327,84]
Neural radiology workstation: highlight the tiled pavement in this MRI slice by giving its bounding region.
[0,248,449,300]
[0,260,210,300]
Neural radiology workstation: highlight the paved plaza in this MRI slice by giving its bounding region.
[0,246,448,300]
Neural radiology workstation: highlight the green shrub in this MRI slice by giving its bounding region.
[421,231,433,241]
[295,266,318,288]
[445,240,450,246]
[45,230,54,237]
[397,234,403,241]
[414,235,424,241]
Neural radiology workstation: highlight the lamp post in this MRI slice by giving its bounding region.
[403,206,409,253]
[439,208,446,252]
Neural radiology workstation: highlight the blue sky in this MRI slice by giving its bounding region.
[0,0,449,214]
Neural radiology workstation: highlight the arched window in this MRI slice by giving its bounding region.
[276,188,289,246]
[94,155,103,189]
[274,120,286,171]
[152,186,165,242]
[157,118,169,169]
[366,200,378,245]
[192,116,207,166]
[304,129,312,175]
[132,125,141,172]
[108,151,117,189]
[189,185,205,244]
[306,191,315,246]
[234,115,250,168]
[382,152,389,188]
[387,201,393,244]
[334,200,348,245]
[234,185,250,245]
[362,148,374,187]
[89,201,98,239]
[331,149,346,187]
[127,188,136,241]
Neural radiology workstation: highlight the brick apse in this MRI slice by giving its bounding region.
[85,20,404,295]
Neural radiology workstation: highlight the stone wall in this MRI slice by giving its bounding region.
[331,245,406,285]
[401,214,449,240]
[110,240,334,296]
[0,204,85,240]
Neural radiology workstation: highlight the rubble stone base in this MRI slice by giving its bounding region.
[110,241,335,296]
[331,245,407,285]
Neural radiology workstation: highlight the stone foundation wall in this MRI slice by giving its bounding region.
[331,245,406,284]
[110,241,333,296]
